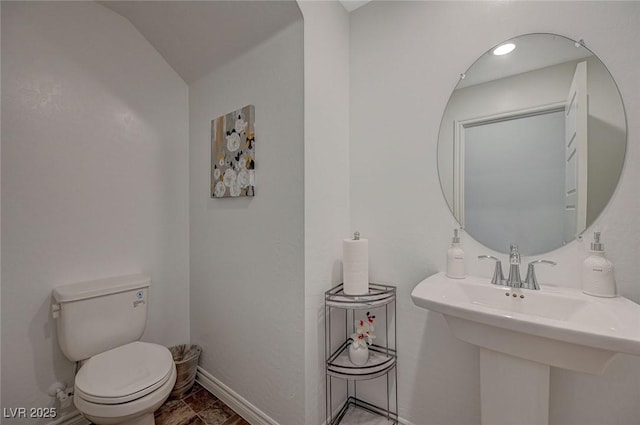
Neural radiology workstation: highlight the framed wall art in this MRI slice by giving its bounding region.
[211,105,255,198]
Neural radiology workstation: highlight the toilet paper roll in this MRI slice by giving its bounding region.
[343,238,369,295]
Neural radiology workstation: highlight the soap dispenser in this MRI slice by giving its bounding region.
[446,228,465,279]
[582,232,616,297]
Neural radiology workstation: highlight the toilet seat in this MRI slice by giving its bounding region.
[75,341,174,405]
[74,364,176,425]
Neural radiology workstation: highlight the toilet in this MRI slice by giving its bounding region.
[52,274,176,425]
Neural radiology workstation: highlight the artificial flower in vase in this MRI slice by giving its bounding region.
[348,312,376,366]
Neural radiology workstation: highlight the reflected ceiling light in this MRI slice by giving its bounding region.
[492,43,516,56]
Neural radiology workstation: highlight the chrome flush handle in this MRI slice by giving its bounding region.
[523,260,557,290]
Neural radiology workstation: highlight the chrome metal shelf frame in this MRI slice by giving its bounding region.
[325,283,398,425]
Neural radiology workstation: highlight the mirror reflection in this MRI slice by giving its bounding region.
[437,33,626,255]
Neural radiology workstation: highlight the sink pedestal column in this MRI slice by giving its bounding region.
[480,348,550,425]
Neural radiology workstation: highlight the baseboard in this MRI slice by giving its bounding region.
[398,415,417,425]
[47,409,90,425]
[196,366,280,425]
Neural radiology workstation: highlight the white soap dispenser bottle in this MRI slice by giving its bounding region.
[582,232,616,297]
[446,228,465,279]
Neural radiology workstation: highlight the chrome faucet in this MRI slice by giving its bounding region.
[506,244,522,288]
[480,244,554,290]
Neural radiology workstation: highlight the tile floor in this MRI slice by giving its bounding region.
[154,383,393,425]
[338,406,395,424]
[154,382,249,425]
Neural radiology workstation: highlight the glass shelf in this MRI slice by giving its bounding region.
[325,283,396,309]
[327,341,397,381]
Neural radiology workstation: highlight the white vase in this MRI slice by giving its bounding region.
[348,343,369,366]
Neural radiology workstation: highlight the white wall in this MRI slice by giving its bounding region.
[350,2,640,424]
[1,1,190,422]
[295,2,351,424]
[188,20,305,425]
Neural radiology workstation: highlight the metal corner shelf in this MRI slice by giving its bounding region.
[325,283,398,425]
[327,340,397,380]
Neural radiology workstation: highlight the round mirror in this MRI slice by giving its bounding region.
[437,33,626,256]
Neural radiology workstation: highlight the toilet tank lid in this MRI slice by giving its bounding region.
[53,274,151,303]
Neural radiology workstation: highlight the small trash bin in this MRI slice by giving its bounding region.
[168,344,202,398]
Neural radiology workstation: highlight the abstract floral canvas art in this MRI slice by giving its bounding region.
[211,105,255,198]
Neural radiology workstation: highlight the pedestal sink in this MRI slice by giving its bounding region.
[411,273,640,425]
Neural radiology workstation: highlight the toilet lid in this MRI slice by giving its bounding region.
[75,341,174,404]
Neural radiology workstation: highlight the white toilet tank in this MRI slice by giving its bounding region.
[52,274,151,362]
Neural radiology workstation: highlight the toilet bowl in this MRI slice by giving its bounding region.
[73,342,176,425]
[52,275,177,425]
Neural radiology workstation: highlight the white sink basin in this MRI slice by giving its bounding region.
[411,272,640,374]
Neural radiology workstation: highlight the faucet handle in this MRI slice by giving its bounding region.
[522,260,557,290]
[478,255,505,285]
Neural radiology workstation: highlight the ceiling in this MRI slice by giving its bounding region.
[101,1,302,84]
[457,34,593,89]
[339,0,371,12]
